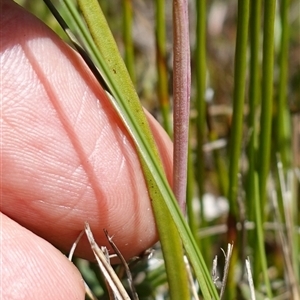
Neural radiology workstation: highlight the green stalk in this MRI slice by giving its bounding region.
[276,0,291,169]
[247,0,262,284]
[122,0,136,84]
[207,125,228,197]
[278,2,298,289]
[258,0,276,219]
[226,1,250,298]
[291,159,300,285]
[254,173,273,298]
[195,0,206,223]
[254,0,276,292]
[227,0,250,215]
[186,130,198,241]
[155,0,171,135]
[194,0,211,264]
[246,0,261,224]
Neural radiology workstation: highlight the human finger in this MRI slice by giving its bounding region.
[1,0,173,260]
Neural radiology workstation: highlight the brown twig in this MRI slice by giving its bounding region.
[104,229,139,300]
[84,223,130,300]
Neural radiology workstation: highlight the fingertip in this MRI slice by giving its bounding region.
[1,214,85,300]
[1,0,174,263]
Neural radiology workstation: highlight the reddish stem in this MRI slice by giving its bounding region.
[172,0,190,213]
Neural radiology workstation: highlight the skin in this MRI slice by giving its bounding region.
[0,1,173,299]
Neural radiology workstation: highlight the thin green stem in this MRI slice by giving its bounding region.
[195,0,206,223]
[255,2,276,296]
[278,3,299,291]
[208,127,228,197]
[247,0,262,284]
[226,1,250,298]
[155,0,171,135]
[254,173,273,298]
[276,0,291,169]
[258,0,276,219]
[247,0,261,224]
[227,0,250,215]
[187,130,198,241]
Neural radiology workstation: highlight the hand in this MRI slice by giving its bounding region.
[0,1,173,299]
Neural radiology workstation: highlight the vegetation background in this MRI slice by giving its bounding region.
[16,0,299,299]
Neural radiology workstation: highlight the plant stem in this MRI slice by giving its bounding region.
[247,0,261,224]
[255,2,276,297]
[187,130,198,241]
[226,1,250,298]
[258,0,276,220]
[247,0,262,284]
[276,0,291,169]
[195,0,206,221]
[227,0,250,215]
[254,173,273,298]
[172,0,191,213]
[155,0,171,136]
